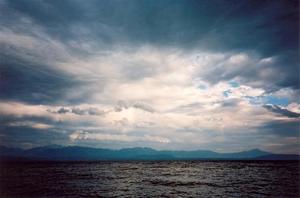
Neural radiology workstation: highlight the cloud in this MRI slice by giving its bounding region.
[115,100,155,113]
[48,107,108,116]
[287,103,300,114]
[0,0,299,153]
[57,107,69,114]
[258,119,300,137]
[4,0,298,53]
[8,121,53,129]
[0,101,50,117]
[263,104,300,118]
[71,107,107,116]
[193,52,299,92]
[47,102,155,116]
[1,0,298,90]
[262,136,300,154]
[70,130,170,143]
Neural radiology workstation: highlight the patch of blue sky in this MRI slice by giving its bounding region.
[223,90,232,97]
[228,81,240,88]
[246,95,289,106]
[263,95,289,106]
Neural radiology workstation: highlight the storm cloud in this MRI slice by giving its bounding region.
[263,104,300,118]
[0,0,299,153]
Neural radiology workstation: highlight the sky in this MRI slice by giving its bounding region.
[0,0,299,154]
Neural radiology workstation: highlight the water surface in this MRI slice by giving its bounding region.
[1,161,299,197]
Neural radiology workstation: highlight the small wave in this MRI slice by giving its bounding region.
[147,179,226,188]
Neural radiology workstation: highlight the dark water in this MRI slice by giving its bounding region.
[0,161,299,197]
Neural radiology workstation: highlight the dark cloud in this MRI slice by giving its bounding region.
[0,114,71,148]
[71,108,89,115]
[0,125,71,148]
[57,107,69,114]
[0,115,55,127]
[3,0,298,54]
[258,120,300,137]
[71,107,107,116]
[48,107,107,116]
[1,0,298,103]
[263,104,300,118]
[0,59,84,105]
[197,52,299,92]
[85,108,106,116]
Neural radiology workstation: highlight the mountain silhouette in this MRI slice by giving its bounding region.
[0,145,299,161]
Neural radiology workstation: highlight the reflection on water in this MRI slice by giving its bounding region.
[1,161,299,197]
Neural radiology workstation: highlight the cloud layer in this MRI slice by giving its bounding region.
[0,0,299,153]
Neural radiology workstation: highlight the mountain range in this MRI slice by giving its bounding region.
[0,145,299,161]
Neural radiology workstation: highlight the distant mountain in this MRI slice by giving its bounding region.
[0,145,299,161]
[219,149,271,159]
[0,146,24,157]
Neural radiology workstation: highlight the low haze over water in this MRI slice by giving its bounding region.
[1,161,299,197]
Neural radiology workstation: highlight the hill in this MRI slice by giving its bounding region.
[0,145,299,161]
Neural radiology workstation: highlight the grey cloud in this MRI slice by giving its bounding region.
[132,102,155,113]
[170,99,241,114]
[168,102,202,114]
[3,0,298,55]
[0,114,72,148]
[0,115,57,128]
[258,120,300,137]
[114,106,123,112]
[48,107,107,116]
[120,61,160,80]
[57,107,69,114]
[71,108,86,115]
[263,104,300,118]
[114,118,129,127]
[0,125,71,149]
[263,139,300,155]
[221,99,242,108]
[115,101,155,113]
[1,0,298,105]
[71,107,107,116]
[86,107,106,116]
[0,59,83,105]
[196,52,299,92]
[114,100,130,112]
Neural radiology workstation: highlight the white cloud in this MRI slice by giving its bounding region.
[0,102,50,117]
[8,121,53,129]
[287,103,300,114]
[225,85,265,98]
[259,57,275,64]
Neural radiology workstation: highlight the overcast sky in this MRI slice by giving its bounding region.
[0,0,299,153]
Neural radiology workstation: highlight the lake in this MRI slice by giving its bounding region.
[0,161,299,197]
